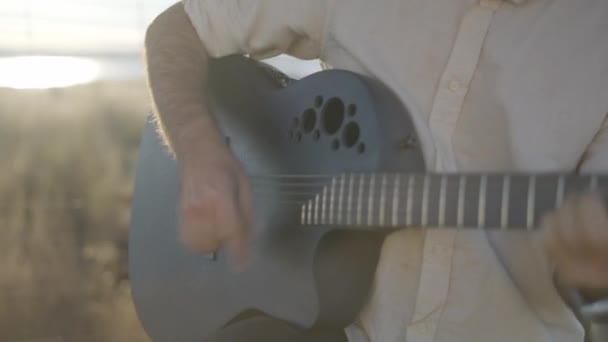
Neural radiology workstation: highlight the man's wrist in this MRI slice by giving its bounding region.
[170,114,226,161]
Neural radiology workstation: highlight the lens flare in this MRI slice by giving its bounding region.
[0,56,101,89]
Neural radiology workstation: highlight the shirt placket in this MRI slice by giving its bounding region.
[429,0,502,173]
[406,1,502,342]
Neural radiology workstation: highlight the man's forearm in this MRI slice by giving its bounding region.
[144,3,221,159]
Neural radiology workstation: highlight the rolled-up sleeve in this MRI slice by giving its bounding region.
[182,0,330,60]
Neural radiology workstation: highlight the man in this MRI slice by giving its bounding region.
[144,1,608,341]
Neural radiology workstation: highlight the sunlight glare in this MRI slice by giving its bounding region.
[0,56,101,89]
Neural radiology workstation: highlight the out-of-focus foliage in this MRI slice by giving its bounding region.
[0,81,151,342]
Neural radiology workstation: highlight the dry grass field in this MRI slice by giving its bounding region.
[0,81,152,342]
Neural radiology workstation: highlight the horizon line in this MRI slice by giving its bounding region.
[0,49,143,58]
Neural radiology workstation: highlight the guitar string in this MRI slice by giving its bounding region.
[248,187,540,213]
[248,179,568,228]
[246,174,594,197]
[248,183,564,197]
[246,174,588,186]
[246,172,582,179]
[243,207,544,229]
[141,174,592,228]
[247,200,542,216]
[248,201,545,229]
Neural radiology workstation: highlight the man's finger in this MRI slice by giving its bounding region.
[554,197,583,257]
[540,211,559,261]
[578,193,608,256]
[180,216,222,252]
[559,256,608,289]
[239,174,255,231]
[218,191,250,270]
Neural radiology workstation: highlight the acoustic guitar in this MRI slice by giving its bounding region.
[129,56,606,341]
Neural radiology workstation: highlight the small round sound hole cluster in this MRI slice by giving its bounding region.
[288,96,365,153]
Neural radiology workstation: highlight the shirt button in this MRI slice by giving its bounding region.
[480,0,501,10]
[448,79,462,92]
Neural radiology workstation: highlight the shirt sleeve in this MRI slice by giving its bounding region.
[181,0,330,60]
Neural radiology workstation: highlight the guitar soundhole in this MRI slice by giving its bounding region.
[322,98,345,135]
[289,97,366,152]
[342,122,360,148]
[301,109,316,133]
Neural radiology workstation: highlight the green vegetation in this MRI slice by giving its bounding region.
[0,81,151,342]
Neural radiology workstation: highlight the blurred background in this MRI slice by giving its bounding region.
[0,1,320,341]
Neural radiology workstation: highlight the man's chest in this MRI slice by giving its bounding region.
[323,0,608,173]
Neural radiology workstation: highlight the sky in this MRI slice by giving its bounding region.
[0,0,176,54]
[0,0,322,81]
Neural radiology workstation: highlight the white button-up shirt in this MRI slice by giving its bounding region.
[182,0,608,341]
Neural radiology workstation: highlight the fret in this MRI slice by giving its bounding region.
[321,186,328,225]
[483,175,502,228]
[478,174,487,228]
[347,173,355,225]
[357,174,364,225]
[301,202,306,225]
[367,174,376,226]
[379,174,387,226]
[392,174,401,226]
[527,176,536,230]
[421,174,430,227]
[314,194,320,225]
[501,175,510,230]
[556,175,565,208]
[457,175,466,228]
[337,174,346,225]
[406,174,415,226]
[438,175,447,227]
[307,200,313,225]
[534,175,559,230]
[329,177,337,225]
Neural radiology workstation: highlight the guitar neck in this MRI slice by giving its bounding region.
[300,173,607,230]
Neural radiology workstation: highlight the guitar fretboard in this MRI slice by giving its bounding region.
[299,173,607,230]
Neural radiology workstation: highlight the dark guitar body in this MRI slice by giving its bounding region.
[129,56,425,342]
